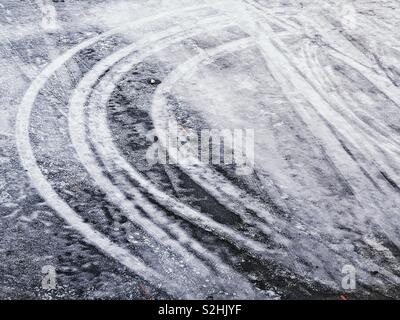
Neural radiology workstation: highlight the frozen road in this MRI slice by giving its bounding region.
[1,0,400,299]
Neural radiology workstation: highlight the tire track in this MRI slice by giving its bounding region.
[215,0,400,284]
[15,3,263,299]
[147,1,372,285]
[68,16,266,296]
[301,41,400,191]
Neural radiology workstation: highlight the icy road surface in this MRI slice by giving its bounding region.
[1,0,400,299]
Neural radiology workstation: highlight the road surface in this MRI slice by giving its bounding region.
[1,0,400,299]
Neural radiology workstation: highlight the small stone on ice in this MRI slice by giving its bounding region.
[148,78,161,85]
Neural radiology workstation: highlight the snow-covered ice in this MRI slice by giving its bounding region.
[1,0,400,299]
